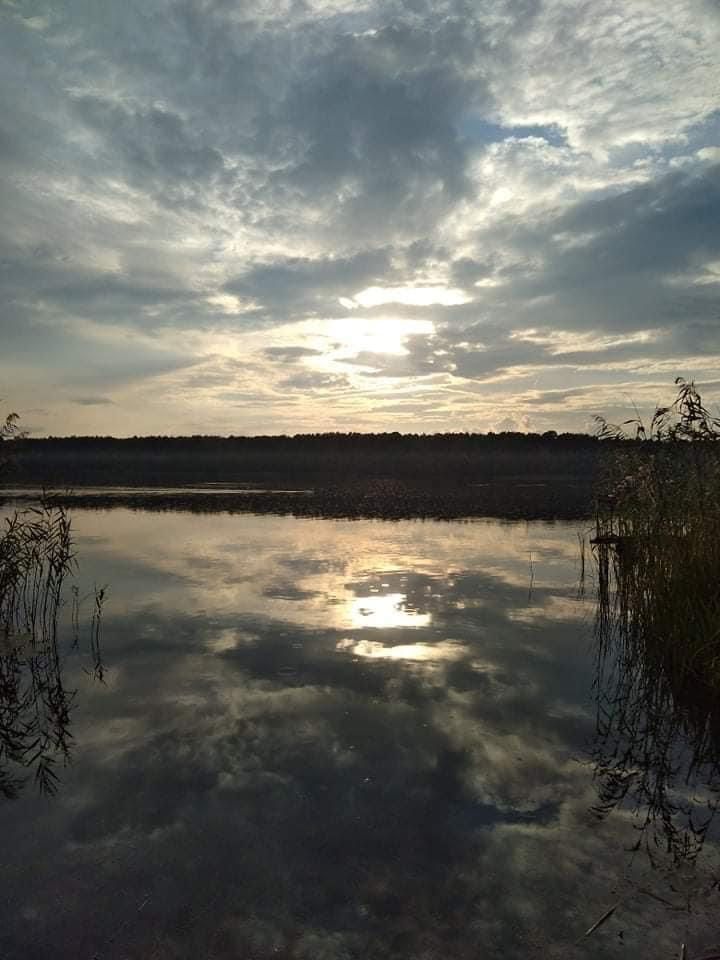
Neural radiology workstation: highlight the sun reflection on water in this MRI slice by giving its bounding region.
[347,592,431,629]
[336,638,465,662]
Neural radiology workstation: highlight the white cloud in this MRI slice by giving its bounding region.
[489,0,720,156]
[349,285,471,308]
[0,0,719,433]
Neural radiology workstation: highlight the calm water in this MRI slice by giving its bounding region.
[1,509,718,958]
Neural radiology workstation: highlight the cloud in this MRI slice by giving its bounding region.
[70,395,115,406]
[263,346,324,363]
[5,509,716,956]
[487,0,720,155]
[0,0,719,433]
[226,250,391,318]
[279,371,350,391]
[274,18,480,238]
[339,164,720,386]
[71,95,228,201]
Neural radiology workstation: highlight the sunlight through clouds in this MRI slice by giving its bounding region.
[345,286,471,309]
[0,0,718,434]
[324,317,435,357]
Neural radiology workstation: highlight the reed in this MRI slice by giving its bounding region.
[590,379,720,860]
[0,499,105,798]
[594,378,720,693]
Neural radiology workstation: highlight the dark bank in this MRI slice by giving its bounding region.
[4,431,602,519]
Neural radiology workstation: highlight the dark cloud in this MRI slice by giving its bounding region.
[0,0,718,432]
[0,303,198,390]
[520,164,720,304]
[71,95,228,206]
[279,370,350,391]
[263,346,324,363]
[450,256,499,288]
[275,19,481,235]
[513,385,600,407]
[226,250,391,316]
[340,347,444,378]
[70,396,115,406]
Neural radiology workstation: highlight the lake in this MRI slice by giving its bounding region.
[1,507,718,958]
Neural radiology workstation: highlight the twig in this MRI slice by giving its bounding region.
[637,887,683,910]
[528,550,535,601]
[575,901,619,944]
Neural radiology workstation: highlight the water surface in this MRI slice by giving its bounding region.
[1,509,718,958]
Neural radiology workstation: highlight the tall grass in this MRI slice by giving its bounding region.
[590,379,720,860]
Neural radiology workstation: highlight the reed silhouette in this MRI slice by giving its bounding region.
[589,379,720,863]
[0,500,105,798]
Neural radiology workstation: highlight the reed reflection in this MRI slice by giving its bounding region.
[590,536,720,863]
[0,504,105,799]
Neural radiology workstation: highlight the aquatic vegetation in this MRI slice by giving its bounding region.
[593,378,720,693]
[590,589,720,863]
[0,501,105,798]
[0,477,593,521]
[590,379,720,861]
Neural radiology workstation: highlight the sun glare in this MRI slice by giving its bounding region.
[345,286,470,308]
[346,593,431,628]
[336,637,464,662]
[326,317,434,356]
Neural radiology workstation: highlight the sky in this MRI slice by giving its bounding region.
[1,0,719,437]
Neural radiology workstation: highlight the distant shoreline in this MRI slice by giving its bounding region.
[0,477,594,522]
[1,433,605,519]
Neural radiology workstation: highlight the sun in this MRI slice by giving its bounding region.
[325,316,434,357]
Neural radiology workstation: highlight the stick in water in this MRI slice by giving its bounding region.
[575,902,620,944]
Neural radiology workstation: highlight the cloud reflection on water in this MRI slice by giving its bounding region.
[1,510,718,959]
[336,637,462,662]
[346,592,432,630]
